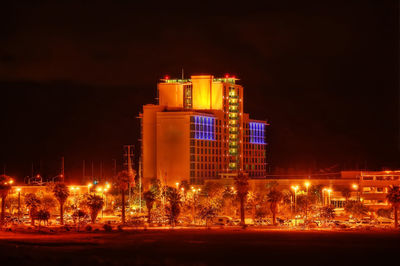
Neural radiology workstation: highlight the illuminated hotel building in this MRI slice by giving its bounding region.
[139,75,268,186]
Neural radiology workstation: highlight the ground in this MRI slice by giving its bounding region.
[0,228,399,265]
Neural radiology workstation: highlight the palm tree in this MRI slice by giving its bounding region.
[166,187,182,227]
[143,190,156,223]
[25,193,41,226]
[86,194,104,224]
[115,170,135,224]
[52,183,70,225]
[339,187,352,202]
[267,189,283,225]
[36,209,50,229]
[0,175,12,225]
[234,172,249,226]
[387,185,400,228]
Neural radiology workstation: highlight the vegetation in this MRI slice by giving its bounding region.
[143,190,156,223]
[165,188,181,226]
[319,205,335,222]
[52,183,70,225]
[36,209,50,228]
[344,201,369,220]
[234,172,249,226]
[267,189,283,225]
[387,185,400,228]
[0,175,12,225]
[85,194,104,223]
[115,170,135,224]
[25,193,41,225]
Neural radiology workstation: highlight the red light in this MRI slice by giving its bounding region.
[232,75,236,79]
[225,74,229,78]
[164,75,169,80]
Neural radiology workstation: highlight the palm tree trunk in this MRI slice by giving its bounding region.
[1,196,5,225]
[395,206,398,228]
[240,196,245,225]
[272,209,276,225]
[60,203,64,225]
[147,208,151,223]
[122,191,125,224]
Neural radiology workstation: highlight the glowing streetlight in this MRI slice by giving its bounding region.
[87,183,93,193]
[291,185,299,213]
[304,181,310,195]
[175,182,179,189]
[352,183,360,202]
[16,187,21,221]
[327,188,332,205]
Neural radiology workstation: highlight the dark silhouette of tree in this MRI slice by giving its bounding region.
[234,172,249,226]
[267,189,283,225]
[338,187,352,202]
[0,175,12,225]
[72,209,88,231]
[25,193,41,226]
[199,204,218,227]
[36,209,50,229]
[166,187,181,227]
[86,194,104,224]
[52,183,70,225]
[115,170,135,224]
[344,201,368,220]
[143,190,156,223]
[319,205,335,222]
[387,185,400,228]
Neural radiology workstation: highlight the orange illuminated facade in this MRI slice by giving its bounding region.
[139,74,268,187]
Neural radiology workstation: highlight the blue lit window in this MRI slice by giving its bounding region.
[193,116,215,141]
[249,122,265,144]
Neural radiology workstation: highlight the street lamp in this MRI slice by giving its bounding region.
[291,185,299,212]
[87,183,93,193]
[175,182,179,189]
[304,182,310,195]
[16,187,21,222]
[352,184,360,202]
[327,189,332,206]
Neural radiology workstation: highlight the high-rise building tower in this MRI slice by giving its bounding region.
[139,74,268,187]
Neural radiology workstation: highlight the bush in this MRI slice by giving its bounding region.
[117,224,124,231]
[85,225,93,232]
[103,223,113,232]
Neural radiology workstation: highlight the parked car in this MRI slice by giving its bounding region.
[213,216,233,225]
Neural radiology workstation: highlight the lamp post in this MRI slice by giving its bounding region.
[87,183,93,194]
[327,189,332,206]
[16,187,21,222]
[305,182,310,195]
[291,185,299,224]
[352,184,359,202]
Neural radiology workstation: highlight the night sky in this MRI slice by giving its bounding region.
[1,1,398,182]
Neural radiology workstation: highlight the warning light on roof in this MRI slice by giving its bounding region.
[164,75,169,80]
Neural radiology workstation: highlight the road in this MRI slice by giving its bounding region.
[0,228,398,265]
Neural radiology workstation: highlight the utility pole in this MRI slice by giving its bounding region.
[123,145,134,204]
[61,156,65,182]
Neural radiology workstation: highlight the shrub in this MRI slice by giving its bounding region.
[117,224,124,231]
[85,225,93,232]
[103,223,112,232]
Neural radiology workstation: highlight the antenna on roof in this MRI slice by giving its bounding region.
[181,68,184,80]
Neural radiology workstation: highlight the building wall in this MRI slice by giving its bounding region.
[142,105,164,183]
[156,112,191,186]
[158,83,184,108]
